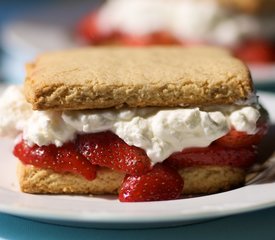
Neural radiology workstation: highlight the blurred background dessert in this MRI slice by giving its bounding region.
[0,0,101,84]
[78,0,275,64]
[0,0,275,85]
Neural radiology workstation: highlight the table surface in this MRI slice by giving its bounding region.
[1,206,275,240]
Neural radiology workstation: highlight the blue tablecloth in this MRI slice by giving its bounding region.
[1,207,275,240]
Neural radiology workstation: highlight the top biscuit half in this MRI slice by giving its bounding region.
[24,47,254,111]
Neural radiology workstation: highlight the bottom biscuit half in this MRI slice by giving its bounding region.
[17,162,245,196]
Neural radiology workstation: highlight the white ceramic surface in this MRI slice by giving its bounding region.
[249,64,275,84]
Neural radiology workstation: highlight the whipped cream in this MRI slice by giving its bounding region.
[0,86,33,138]
[97,0,275,47]
[0,86,261,164]
[230,107,260,134]
[24,111,75,147]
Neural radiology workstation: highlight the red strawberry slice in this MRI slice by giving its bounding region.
[119,34,153,46]
[77,11,112,45]
[76,131,151,175]
[215,122,268,149]
[119,164,183,202]
[14,139,56,163]
[151,31,179,45]
[165,144,257,169]
[234,39,275,63]
[56,142,97,180]
[120,31,179,46]
[13,140,96,180]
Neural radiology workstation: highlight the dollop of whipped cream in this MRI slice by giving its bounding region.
[0,86,261,164]
[97,0,275,46]
[24,111,75,147]
[230,107,260,134]
[0,86,33,138]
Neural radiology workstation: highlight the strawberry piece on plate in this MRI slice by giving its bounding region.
[76,131,151,175]
[119,164,184,202]
[13,140,97,180]
[165,144,257,169]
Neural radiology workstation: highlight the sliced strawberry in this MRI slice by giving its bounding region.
[77,11,111,45]
[119,31,179,46]
[13,140,96,180]
[13,139,57,164]
[56,142,97,180]
[119,164,183,202]
[119,34,153,46]
[234,39,275,63]
[76,131,151,175]
[165,144,257,169]
[151,31,179,45]
[216,122,268,149]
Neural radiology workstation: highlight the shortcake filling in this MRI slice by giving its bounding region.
[0,86,261,164]
[0,86,268,201]
[96,0,275,47]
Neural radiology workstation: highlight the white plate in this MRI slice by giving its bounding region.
[249,64,275,84]
[0,91,275,229]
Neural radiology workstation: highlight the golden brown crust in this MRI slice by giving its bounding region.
[17,163,125,195]
[18,162,245,196]
[179,167,245,195]
[24,47,253,111]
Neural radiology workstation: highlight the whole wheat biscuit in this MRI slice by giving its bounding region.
[18,162,245,196]
[24,47,253,111]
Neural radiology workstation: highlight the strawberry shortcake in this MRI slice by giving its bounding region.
[0,47,268,202]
